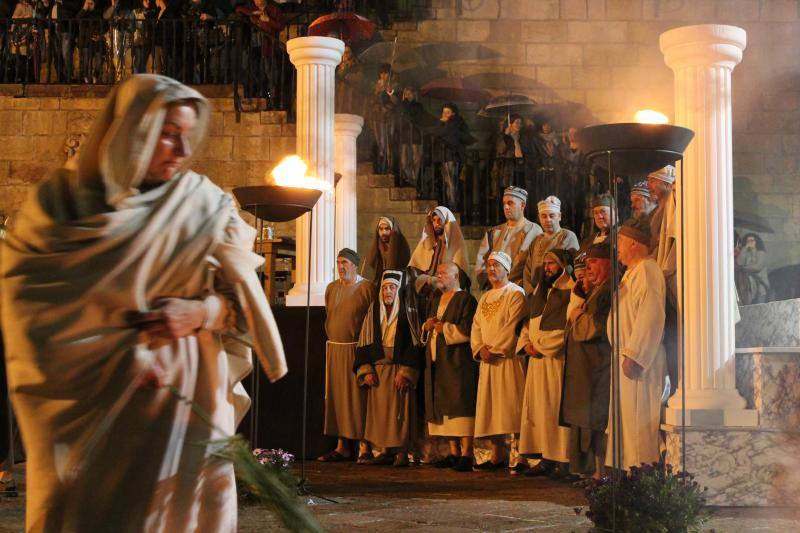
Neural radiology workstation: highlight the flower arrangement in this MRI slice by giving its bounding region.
[581,463,709,532]
[253,448,295,472]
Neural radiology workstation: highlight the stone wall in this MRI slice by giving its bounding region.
[385,0,800,272]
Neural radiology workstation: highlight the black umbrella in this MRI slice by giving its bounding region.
[477,94,538,118]
[734,210,774,233]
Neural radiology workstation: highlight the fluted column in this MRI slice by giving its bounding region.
[660,25,756,425]
[285,36,344,307]
[334,114,364,254]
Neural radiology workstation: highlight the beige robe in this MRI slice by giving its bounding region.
[653,189,677,305]
[471,282,526,438]
[523,229,580,294]
[517,271,574,462]
[323,277,373,439]
[606,259,667,470]
[474,219,542,288]
[408,206,469,293]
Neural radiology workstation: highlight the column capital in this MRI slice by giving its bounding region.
[660,24,747,70]
[287,36,345,68]
[334,113,365,137]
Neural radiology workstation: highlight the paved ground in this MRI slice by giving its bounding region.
[3,461,800,531]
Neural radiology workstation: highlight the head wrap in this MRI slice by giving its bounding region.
[618,219,651,246]
[377,217,394,230]
[74,74,210,209]
[592,194,614,209]
[380,269,403,287]
[544,250,568,269]
[574,253,586,272]
[337,247,360,266]
[503,186,528,203]
[586,242,611,260]
[648,165,676,184]
[538,195,561,214]
[631,181,651,199]
[487,251,512,273]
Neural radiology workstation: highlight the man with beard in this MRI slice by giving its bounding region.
[471,252,527,472]
[607,219,667,471]
[408,206,470,300]
[524,196,579,295]
[474,186,542,290]
[579,194,613,254]
[362,216,411,285]
[318,248,375,463]
[630,181,656,225]
[355,270,422,467]
[421,262,479,472]
[561,243,612,479]
[517,249,575,479]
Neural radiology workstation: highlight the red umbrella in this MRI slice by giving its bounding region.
[419,77,490,103]
[308,12,376,43]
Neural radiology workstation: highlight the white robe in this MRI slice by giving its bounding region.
[470,282,526,438]
[516,272,574,462]
[606,259,667,470]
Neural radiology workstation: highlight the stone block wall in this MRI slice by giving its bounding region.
[385,0,800,272]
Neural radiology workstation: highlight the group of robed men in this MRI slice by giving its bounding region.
[316,163,679,480]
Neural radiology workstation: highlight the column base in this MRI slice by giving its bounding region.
[664,406,757,426]
[285,282,327,307]
[663,424,800,506]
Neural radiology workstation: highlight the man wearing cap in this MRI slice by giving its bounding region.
[630,181,657,226]
[474,186,543,290]
[318,248,376,463]
[355,270,422,467]
[471,251,527,472]
[568,253,590,317]
[362,216,411,285]
[561,243,612,479]
[421,261,479,472]
[524,196,579,295]
[607,219,666,471]
[579,194,614,254]
[408,206,470,301]
[517,249,575,479]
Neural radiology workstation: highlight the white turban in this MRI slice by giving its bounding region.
[488,251,512,273]
[648,165,676,184]
[377,217,393,230]
[537,195,561,214]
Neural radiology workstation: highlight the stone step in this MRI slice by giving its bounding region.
[366,174,394,188]
[412,199,437,213]
[389,187,417,201]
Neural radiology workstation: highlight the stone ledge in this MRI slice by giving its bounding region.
[663,407,758,427]
[411,199,437,213]
[367,174,394,188]
[389,187,417,201]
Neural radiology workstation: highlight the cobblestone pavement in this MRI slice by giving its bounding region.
[3,462,800,531]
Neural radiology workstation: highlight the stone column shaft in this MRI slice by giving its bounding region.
[334,114,364,254]
[660,25,756,425]
[285,36,344,307]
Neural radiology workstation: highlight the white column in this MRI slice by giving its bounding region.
[660,25,756,426]
[334,113,364,254]
[285,36,344,307]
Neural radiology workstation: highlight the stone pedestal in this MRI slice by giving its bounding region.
[659,25,756,427]
[285,36,344,307]
[334,113,364,254]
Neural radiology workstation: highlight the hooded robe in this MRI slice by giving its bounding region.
[361,216,411,285]
[408,206,469,294]
[1,75,286,532]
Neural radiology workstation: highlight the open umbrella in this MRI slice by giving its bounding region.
[358,41,424,70]
[416,42,501,66]
[530,102,595,129]
[394,66,447,89]
[420,77,490,103]
[308,11,376,43]
[734,210,774,233]
[464,72,537,91]
[477,94,538,118]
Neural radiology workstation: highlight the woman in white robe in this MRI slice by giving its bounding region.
[1,75,286,532]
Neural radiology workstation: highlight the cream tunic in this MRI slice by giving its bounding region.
[470,282,526,438]
[606,259,667,470]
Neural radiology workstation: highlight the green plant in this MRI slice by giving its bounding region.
[582,463,710,532]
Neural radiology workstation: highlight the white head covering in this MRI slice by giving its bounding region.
[537,195,561,214]
[377,216,394,230]
[408,205,469,274]
[648,165,676,184]
[380,270,403,335]
[503,186,528,203]
[73,74,210,209]
[488,251,512,273]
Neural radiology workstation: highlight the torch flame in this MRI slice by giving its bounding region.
[269,155,332,191]
[634,109,669,124]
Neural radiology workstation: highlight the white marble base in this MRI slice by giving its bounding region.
[664,424,800,506]
[664,407,757,427]
[736,347,800,430]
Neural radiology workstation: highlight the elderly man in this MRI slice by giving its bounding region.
[607,220,667,471]
[362,216,411,285]
[579,194,613,253]
[318,248,375,463]
[471,251,527,472]
[561,243,612,479]
[422,262,479,472]
[475,186,542,290]
[409,205,470,298]
[355,270,422,467]
[517,249,575,479]
[630,181,656,224]
[524,196,579,294]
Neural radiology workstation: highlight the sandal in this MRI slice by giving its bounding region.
[316,450,349,462]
